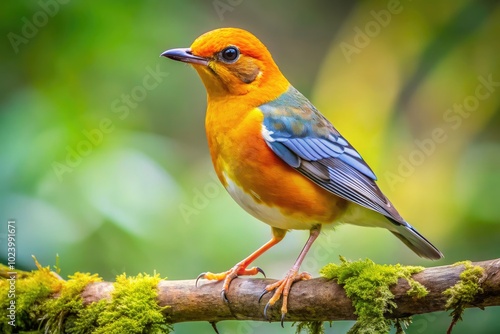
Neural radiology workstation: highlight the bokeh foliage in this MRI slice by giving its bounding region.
[1,1,499,333]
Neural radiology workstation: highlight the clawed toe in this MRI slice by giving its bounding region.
[195,264,268,304]
[256,266,266,277]
[220,289,229,303]
[259,270,312,323]
[263,301,272,321]
[258,289,270,303]
[195,272,207,287]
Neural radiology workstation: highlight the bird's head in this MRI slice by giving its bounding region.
[161,28,289,101]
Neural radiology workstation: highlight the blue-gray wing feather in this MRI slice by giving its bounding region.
[260,86,403,222]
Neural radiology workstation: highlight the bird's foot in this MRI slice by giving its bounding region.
[196,263,265,302]
[259,268,312,326]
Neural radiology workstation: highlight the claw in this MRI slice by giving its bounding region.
[195,272,206,287]
[256,267,266,278]
[258,289,269,303]
[263,302,272,322]
[221,289,229,303]
[260,270,313,324]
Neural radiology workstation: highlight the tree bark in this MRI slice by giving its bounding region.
[81,258,500,323]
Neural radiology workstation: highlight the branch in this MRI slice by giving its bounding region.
[82,258,500,323]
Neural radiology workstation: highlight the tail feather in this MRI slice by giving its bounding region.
[390,221,443,260]
[341,204,443,259]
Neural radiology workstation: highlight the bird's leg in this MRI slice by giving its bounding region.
[197,228,286,302]
[261,225,321,325]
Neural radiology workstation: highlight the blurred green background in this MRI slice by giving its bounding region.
[1,1,499,333]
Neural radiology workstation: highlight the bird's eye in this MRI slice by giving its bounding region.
[220,46,239,63]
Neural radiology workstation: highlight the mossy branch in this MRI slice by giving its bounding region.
[1,258,499,333]
[86,258,499,322]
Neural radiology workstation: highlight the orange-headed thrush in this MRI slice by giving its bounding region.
[161,28,443,322]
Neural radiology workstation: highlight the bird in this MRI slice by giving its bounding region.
[161,27,443,323]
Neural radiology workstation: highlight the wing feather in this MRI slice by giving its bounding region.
[261,86,402,223]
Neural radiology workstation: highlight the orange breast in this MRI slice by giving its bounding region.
[206,102,347,229]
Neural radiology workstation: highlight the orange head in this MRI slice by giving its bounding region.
[161,28,289,103]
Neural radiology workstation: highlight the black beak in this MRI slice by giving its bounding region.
[160,48,208,66]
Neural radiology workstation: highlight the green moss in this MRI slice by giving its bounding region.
[91,273,171,334]
[43,272,103,333]
[393,318,411,334]
[443,261,484,331]
[0,258,64,333]
[320,256,426,334]
[1,259,172,334]
[295,321,325,334]
[67,299,108,333]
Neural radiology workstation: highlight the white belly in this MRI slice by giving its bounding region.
[223,173,317,230]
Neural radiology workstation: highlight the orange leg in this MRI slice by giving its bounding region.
[260,225,321,325]
[196,227,286,301]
